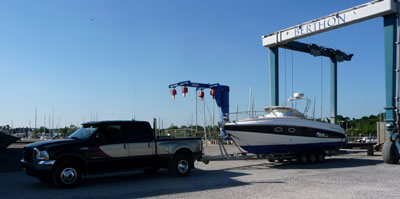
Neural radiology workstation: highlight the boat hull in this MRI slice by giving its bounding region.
[228,130,344,154]
[224,119,346,155]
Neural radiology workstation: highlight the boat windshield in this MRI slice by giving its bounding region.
[264,107,305,118]
[68,125,99,139]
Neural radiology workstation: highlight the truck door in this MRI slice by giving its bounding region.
[124,122,156,168]
[88,124,130,172]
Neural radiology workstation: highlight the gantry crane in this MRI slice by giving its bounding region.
[261,0,400,163]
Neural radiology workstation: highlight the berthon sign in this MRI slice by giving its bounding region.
[262,0,397,47]
[294,14,346,36]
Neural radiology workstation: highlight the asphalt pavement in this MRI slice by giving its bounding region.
[1,145,399,199]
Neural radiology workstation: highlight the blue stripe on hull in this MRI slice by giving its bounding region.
[241,142,343,155]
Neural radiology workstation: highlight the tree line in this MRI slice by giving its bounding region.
[337,113,384,136]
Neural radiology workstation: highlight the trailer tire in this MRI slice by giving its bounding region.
[317,153,325,163]
[297,153,308,164]
[308,153,316,163]
[383,140,399,164]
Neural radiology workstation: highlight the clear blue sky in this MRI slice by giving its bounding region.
[0,0,388,128]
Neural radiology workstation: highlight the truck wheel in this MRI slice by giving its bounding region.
[53,161,82,188]
[383,140,400,164]
[168,154,192,177]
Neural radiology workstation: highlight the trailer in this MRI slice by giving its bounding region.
[199,137,335,165]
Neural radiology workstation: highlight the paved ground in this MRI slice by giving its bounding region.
[0,143,24,172]
[2,144,400,199]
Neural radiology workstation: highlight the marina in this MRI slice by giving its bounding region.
[2,0,400,197]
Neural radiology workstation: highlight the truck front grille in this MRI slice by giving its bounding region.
[23,148,34,162]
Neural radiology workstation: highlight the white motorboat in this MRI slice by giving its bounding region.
[224,94,346,155]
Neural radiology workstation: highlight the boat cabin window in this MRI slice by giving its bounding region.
[264,108,305,118]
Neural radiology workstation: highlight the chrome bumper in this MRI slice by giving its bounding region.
[20,159,55,177]
[21,159,55,165]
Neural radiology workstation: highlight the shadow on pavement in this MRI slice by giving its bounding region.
[0,148,23,173]
[222,157,383,171]
[273,158,383,170]
[18,168,250,198]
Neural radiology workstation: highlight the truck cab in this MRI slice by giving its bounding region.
[21,120,203,188]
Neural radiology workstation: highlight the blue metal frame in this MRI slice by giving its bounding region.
[280,41,353,61]
[330,58,338,124]
[384,14,397,139]
[169,80,230,122]
[268,47,279,106]
[271,41,353,124]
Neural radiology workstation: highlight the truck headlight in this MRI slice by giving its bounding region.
[34,148,49,160]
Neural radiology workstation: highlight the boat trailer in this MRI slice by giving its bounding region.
[199,137,334,164]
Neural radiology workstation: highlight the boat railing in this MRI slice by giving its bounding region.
[227,110,266,122]
[282,97,311,117]
[228,109,321,122]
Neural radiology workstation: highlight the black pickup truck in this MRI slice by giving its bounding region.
[20,120,203,188]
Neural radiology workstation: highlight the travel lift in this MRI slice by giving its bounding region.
[262,0,400,164]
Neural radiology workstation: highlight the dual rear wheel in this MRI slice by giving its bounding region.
[168,154,193,177]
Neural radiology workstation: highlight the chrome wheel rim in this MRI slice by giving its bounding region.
[60,167,77,184]
[177,160,189,174]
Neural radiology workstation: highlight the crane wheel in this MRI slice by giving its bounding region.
[383,140,399,164]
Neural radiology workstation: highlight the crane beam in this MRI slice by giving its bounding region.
[262,0,397,48]
[169,81,230,122]
[280,41,353,62]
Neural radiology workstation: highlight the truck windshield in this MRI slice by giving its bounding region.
[68,125,98,139]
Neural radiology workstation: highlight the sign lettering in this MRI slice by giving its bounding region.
[294,14,346,36]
